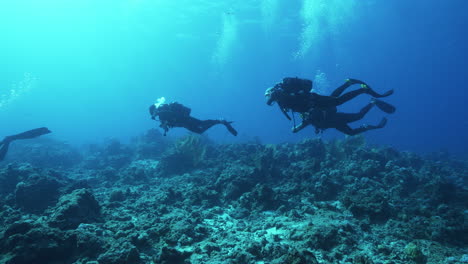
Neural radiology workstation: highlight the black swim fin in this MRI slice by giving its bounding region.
[0,127,51,161]
[379,89,394,97]
[0,141,11,161]
[378,117,388,128]
[223,121,238,136]
[367,88,394,98]
[373,99,396,114]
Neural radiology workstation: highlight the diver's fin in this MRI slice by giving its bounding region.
[0,141,11,161]
[367,88,394,98]
[378,117,388,128]
[0,127,51,161]
[373,99,396,114]
[6,127,51,141]
[379,89,394,97]
[223,121,238,136]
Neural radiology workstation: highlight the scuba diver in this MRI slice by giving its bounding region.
[292,98,391,135]
[265,77,394,121]
[265,77,396,135]
[149,97,238,136]
[0,127,51,161]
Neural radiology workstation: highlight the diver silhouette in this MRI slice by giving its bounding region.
[292,98,392,135]
[265,77,394,119]
[149,97,238,136]
[266,77,395,135]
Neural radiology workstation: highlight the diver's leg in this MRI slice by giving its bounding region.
[336,118,387,136]
[185,117,237,136]
[198,120,221,133]
[203,119,239,136]
[336,124,371,136]
[331,78,368,97]
[334,86,392,106]
[345,79,393,98]
[185,118,219,134]
[358,117,387,133]
[330,79,355,97]
[336,103,375,123]
[333,81,393,103]
[364,84,394,98]
[335,89,368,105]
[197,119,238,136]
[187,118,238,135]
[335,125,359,136]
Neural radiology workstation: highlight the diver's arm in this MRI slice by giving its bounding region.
[159,122,170,136]
[292,121,309,133]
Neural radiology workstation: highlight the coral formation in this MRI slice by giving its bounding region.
[0,132,466,263]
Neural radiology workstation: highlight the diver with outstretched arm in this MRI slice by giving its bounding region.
[0,127,51,161]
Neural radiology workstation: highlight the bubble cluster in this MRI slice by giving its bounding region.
[261,0,279,33]
[212,12,238,68]
[313,70,330,95]
[295,0,357,59]
[0,73,37,109]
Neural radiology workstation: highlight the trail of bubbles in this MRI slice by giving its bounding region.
[0,73,37,109]
[294,0,325,59]
[261,0,279,33]
[294,0,357,59]
[312,70,330,95]
[212,12,238,68]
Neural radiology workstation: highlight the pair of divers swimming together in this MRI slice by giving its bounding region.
[265,77,396,135]
[1,77,395,161]
[149,77,395,137]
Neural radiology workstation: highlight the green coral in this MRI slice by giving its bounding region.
[157,135,208,176]
[404,242,427,264]
[173,134,207,167]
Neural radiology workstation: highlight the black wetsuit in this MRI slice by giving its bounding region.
[292,81,394,135]
[270,78,393,119]
[149,103,237,136]
[0,127,51,161]
[294,104,387,135]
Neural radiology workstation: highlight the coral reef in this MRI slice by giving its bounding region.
[0,132,466,263]
[157,135,210,176]
[3,138,82,168]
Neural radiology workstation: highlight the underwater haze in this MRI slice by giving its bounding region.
[1,1,468,263]
[1,0,467,155]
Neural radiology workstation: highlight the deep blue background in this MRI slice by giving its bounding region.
[0,0,467,155]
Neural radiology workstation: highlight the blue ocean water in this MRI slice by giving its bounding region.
[1,0,467,155]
